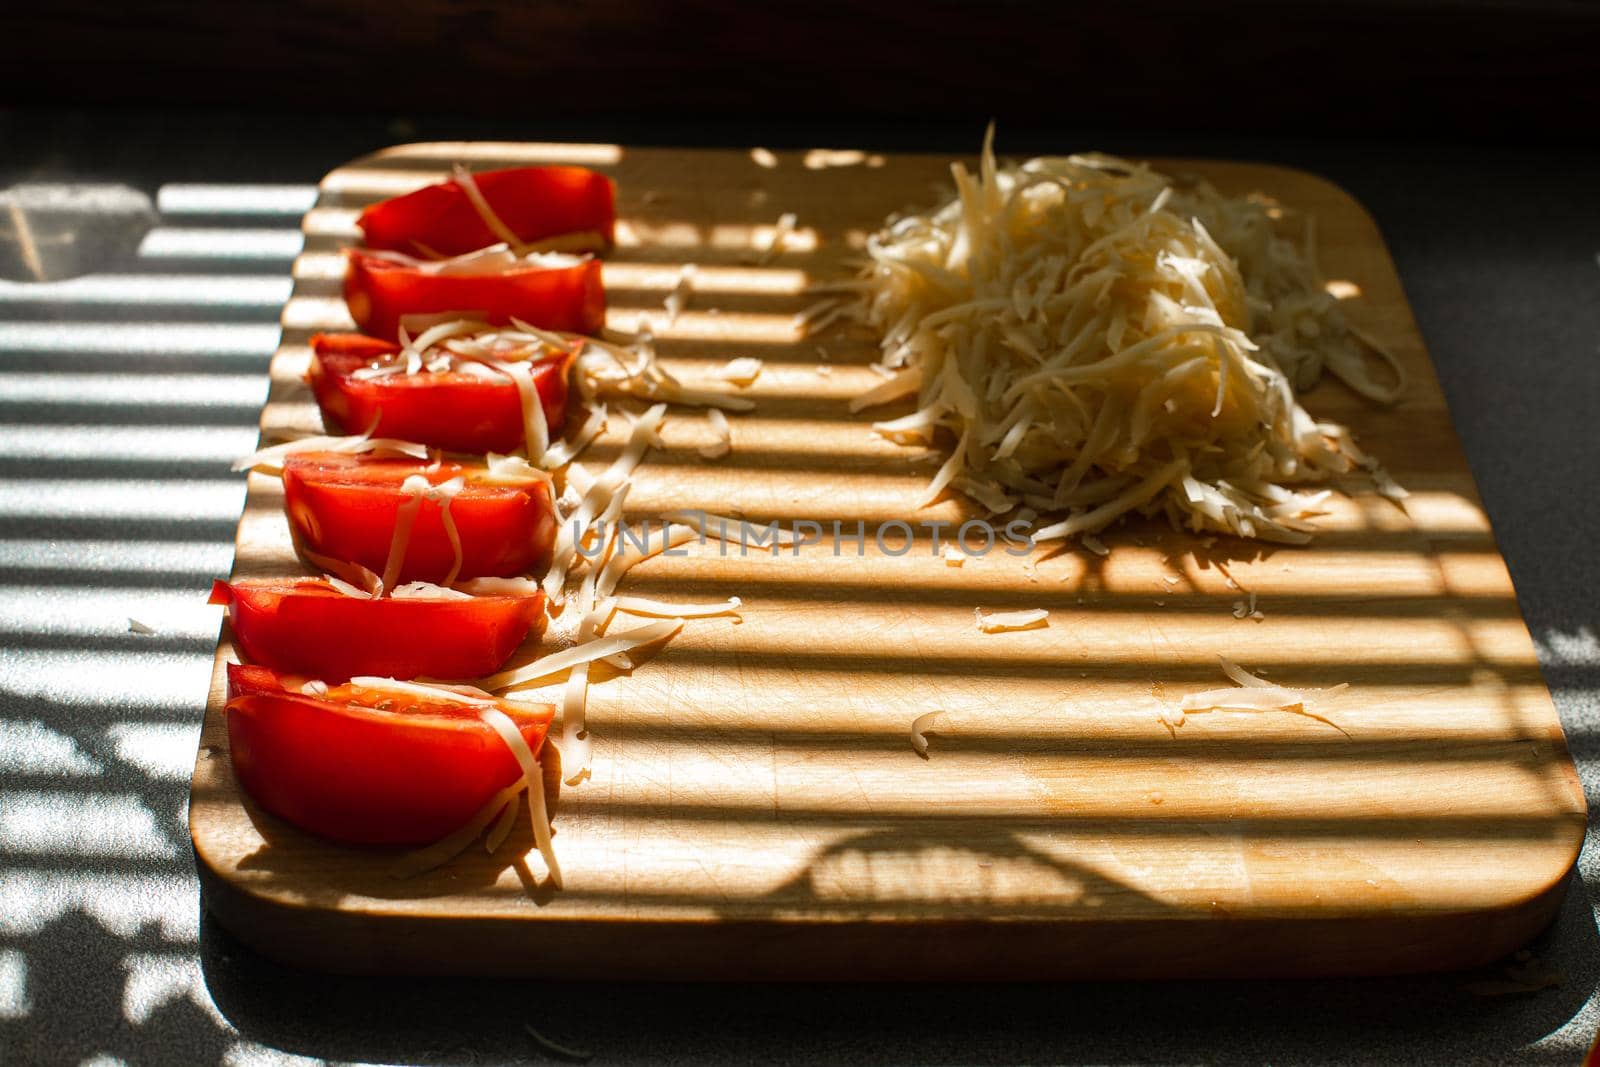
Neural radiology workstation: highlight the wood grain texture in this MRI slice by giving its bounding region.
[190,141,1587,979]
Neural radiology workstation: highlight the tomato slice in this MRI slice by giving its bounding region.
[356,166,616,258]
[307,332,573,455]
[211,577,545,683]
[224,663,553,845]
[281,451,557,583]
[344,250,605,342]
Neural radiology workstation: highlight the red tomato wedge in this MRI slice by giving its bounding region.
[211,577,545,683]
[281,451,557,584]
[224,663,553,845]
[307,332,573,455]
[344,249,605,342]
[356,166,616,259]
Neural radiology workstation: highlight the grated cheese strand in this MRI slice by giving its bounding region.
[484,359,550,462]
[429,477,466,588]
[911,709,947,758]
[541,404,608,469]
[233,431,427,473]
[698,408,732,459]
[713,357,764,386]
[613,595,742,619]
[452,163,528,253]
[477,705,562,889]
[558,607,603,786]
[325,575,373,599]
[974,607,1050,633]
[380,476,429,595]
[391,778,525,879]
[543,404,667,601]
[484,790,521,854]
[481,619,682,690]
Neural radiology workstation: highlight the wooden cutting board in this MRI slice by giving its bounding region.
[189,141,1586,979]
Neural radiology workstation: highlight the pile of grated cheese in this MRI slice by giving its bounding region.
[854,128,1406,545]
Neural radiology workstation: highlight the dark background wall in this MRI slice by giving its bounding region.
[8,0,1598,142]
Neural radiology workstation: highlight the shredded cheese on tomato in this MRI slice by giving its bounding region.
[455,576,543,597]
[452,163,528,252]
[232,430,428,473]
[324,575,373,599]
[380,475,430,594]
[389,580,472,600]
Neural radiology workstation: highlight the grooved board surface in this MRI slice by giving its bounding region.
[189,142,1586,979]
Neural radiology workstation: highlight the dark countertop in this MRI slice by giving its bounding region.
[0,109,1595,1066]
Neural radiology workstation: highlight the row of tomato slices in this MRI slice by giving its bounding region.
[215,165,619,851]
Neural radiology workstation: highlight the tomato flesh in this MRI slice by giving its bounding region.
[281,452,556,583]
[356,165,616,258]
[211,577,544,683]
[344,251,605,342]
[307,332,572,455]
[225,663,552,845]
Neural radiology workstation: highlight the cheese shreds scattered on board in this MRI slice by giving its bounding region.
[698,408,732,459]
[523,1023,594,1064]
[759,212,798,264]
[542,403,667,601]
[542,405,607,469]
[803,148,868,170]
[482,619,683,690]
[941,544,966,567]
[849,368,922,414]
[558,606,604,785]
[975,607,1050,633]
[854,127,1407,548]
[794,296,849,336]
[572,327,756,411]
[750,147,779,169]
[911,709,947,758]
[1170,656,1349,730]
[663,264,696,325]
[713,357,764,386]
[613,595,742,619]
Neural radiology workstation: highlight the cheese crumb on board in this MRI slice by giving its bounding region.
[975,607,1050,633]
[910,709,947,758]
